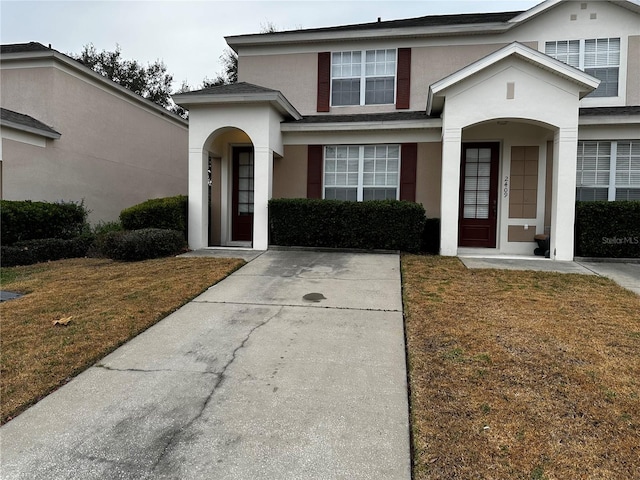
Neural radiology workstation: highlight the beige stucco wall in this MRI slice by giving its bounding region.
[239,53,318,116]
[238,41,539,115]
[411,42,535,110]
[273,145,308,198]
[415,142,442,218]
[627,35,640,105]
[1,61,188,224]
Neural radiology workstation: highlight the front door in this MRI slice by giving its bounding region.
[459,143,499,248]
[232,146,254,242]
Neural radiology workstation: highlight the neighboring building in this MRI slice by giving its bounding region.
[174,0,640,260]
[0,42,188,224]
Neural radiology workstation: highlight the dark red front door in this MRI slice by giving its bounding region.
[458,143,499,248]
[232,146,254,242]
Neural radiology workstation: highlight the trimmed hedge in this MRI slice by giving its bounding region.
[269,198,426,252]
[575,201,640,258]
[120,195,188,237]
[1,235,95,267]
[100,228,187,261]
[1,200,89,245]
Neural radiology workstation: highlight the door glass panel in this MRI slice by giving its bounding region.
[237,152,254,215]
[463,147,492,219]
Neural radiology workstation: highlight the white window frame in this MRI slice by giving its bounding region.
[545,37,621,99]
[323,145,401,201]
[576,140,640,201]
[330,49,397,107]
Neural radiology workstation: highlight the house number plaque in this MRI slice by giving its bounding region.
[503,176,509,198]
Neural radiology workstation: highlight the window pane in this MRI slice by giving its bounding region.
[615,188,640,201]
[576,187,608,201]
[363,188,397,201]
[586,67,619,97]
[325,187,357,201]
[332,79,360,106]
[545,40,580,67]
[577,141,611,190]
[365,77,394,104]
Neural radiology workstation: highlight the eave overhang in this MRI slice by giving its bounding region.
[172,90,302,121]
[281,117,441,132]
[226,22,513,51]
[1,118,61,139]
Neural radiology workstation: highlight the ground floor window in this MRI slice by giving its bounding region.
[576,140,640,201]
[324,144,400,201]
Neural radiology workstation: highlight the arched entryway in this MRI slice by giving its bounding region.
[203,127,255,247]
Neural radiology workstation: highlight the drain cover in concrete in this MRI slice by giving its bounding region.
[303,292,326,302]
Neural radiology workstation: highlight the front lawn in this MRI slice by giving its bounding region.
[0,256,244,424]
[402,255,640,479]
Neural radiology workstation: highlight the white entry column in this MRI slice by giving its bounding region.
[550,126,578,261]
[252,146,273,250]
[188,148,208,250]
[439,127,463,256]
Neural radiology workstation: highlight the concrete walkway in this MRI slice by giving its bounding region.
[0,250,410,480]
[459,256,640,296]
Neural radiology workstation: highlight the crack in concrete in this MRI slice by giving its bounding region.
[192,299,402,313]
[93,364,220,375]
[149,305,284,473]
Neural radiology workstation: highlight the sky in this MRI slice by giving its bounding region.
[1,0,541,90]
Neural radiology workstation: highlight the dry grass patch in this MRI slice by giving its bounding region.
[403,255,640,480]
[1,256,244,424]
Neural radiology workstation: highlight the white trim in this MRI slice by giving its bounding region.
[280,117,442,132]
[427,42,600,115]
[579,114,640,126]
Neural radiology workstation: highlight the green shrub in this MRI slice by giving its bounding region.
[119,195,187,237]
[575,201,640,258]
[269,198,426,252]
[1,200,89,245]
[100,228,187,261]
[1,235,95,267]
[88,221,124,257]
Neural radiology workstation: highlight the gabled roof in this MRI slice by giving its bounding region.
[1,42,188,127]
[0,41,51,54]
[1,108,61,139]
[172,82,302,120]
[227,1,640,49]
[177,82,280,97]
[427,42,600,115]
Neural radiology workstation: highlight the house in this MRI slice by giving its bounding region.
[173,0,640,260]
[0,42,188,224]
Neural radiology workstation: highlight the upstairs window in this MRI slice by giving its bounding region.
[545,38,620,97]
[331,49,396,106]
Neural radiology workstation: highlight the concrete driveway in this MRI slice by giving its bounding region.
[0,250,410,480]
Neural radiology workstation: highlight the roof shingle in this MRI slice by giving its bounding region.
[1,108,61,138]
[178,82,280,97]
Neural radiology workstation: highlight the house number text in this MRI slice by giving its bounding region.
[503,176,509,198]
